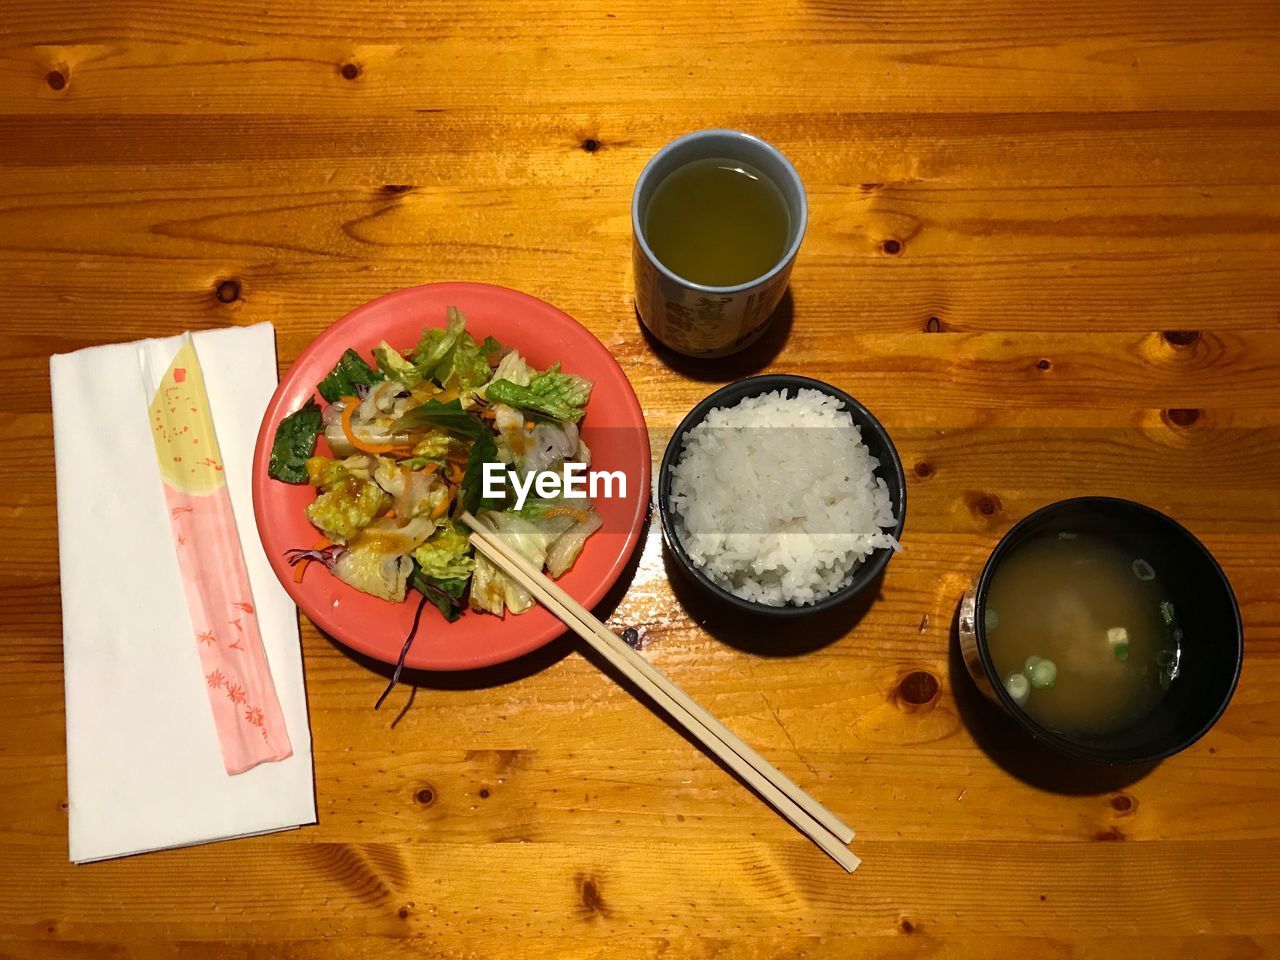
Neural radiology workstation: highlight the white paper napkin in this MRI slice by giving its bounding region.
[51,323,316,863]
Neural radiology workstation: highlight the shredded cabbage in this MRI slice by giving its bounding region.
[479,350,535,398]
[331,517,435,602]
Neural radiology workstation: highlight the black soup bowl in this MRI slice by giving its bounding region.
[958,497,1243,764]
[657,374,906,618]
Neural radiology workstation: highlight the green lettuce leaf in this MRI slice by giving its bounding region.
[411,520,474,580]
[305,455,351,489]
[317,349,385,403]
[372,340,421,385]
[432,335,493,391]
[390,399,501,513]
[409,563,468,622]
[305,477,389,542]
[460,429,500,514]
[485,363,593,423]
[267,398,322,483]
[392,398,487,437]
[407,426,461,462]
[411,306,466,371]
[411,308,505,390]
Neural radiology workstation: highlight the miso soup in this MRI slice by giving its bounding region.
[984,532,1182,737]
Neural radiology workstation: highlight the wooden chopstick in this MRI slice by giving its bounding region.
[461,512,860,872]
[463,511,853,843]
[464,517,854,844]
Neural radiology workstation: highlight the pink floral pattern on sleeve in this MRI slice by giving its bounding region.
[165,486,292,772]
[145,339,292,775]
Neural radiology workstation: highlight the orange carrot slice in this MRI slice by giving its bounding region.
[340,396,411,456]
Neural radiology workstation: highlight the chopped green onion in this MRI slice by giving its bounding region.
[1159,601,1175,625]
[984,608,1000,631]
[1024,655,1042,674]
[1133,559,1156,581]
[1028,658,1057,689]
[1005,672,1030,704]
[1057,531,1078,541]
[1107,628,1130,661]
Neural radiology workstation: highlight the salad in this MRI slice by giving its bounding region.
[268,306,602,625]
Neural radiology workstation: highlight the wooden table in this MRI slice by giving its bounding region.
[4,0,1280,955]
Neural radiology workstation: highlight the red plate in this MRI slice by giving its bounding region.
[252,283,650,670]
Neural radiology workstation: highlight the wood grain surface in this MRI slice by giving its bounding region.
[3,0,1280,956]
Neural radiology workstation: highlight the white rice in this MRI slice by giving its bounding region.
[669,388,899,606]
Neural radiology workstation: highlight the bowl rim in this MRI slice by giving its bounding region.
[630,129,809,295]
[973,495,1244,763]
[656,373,906,617]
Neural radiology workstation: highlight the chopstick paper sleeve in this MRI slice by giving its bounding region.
[141,337,293,775]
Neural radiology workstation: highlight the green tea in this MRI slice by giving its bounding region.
[643,157,789,287]
[985,532,1181,737]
